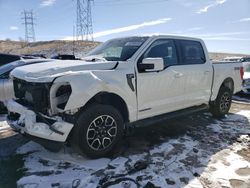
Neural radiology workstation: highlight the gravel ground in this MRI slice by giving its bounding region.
[0,95,250,188]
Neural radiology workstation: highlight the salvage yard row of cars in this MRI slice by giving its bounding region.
[0,53,53,112]
[0,53,78,112]
[0,35,250,158]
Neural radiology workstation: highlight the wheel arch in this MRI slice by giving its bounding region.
[211,77,234,102]
[83,92,130,123]
[220,77,234,93]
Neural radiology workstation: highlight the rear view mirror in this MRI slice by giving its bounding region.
[138,58,164,72]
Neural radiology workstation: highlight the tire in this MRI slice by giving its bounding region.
[209,87,232,118]
[71,104,124,158]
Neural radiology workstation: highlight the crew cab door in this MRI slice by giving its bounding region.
[136,39,187,120]
[175,40,213,106]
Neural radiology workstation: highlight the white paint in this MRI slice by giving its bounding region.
[7,35,243,144]
[0,115,10,133]
[6,100,73,142]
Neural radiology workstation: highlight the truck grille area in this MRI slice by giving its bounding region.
[13,78,51,114]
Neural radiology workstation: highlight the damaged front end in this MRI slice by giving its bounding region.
[13,78,51,114]
[7,77,74,147]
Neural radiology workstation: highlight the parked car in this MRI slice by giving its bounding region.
[0,53,22,67]
[223,56,242,62]
[0,59,53,112]
[51,54,77,60]
[241,57,250,63]
[22,54,46,59]
[241,57,250,94]
[6,36,243,158]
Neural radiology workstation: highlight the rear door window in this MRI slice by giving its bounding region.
[177,40,206,65]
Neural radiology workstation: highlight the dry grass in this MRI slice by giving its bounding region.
[0,40,249,60]
[0,40,100,58]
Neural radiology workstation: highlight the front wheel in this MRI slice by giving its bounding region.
[209,87,232,118]
[71,104,124,158]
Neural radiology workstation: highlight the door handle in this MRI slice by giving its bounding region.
[174,73,183,78]
[204,71,210,74]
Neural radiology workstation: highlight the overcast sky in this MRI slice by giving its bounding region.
[0,0,249,54]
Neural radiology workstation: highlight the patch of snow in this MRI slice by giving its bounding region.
[13,109,250,188]
[237,110,250,120]
[0,115,10,133]
[202,149,250,187]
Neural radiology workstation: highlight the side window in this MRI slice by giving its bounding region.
[179,40,206,65]
[142,39,178,67]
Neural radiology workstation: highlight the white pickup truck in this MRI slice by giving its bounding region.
[6,35,243,158]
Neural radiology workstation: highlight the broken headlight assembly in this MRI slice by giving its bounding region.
[50,83,72,113]
[13,78,51,114]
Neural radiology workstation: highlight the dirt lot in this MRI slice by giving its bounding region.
[0,95,250,188]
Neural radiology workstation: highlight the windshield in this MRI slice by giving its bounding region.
[0,61,21,75]
[87,37,149,61]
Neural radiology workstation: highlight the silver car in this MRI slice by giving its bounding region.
[0,59,52,112]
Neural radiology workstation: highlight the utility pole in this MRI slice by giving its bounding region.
[76,0,94,41]
[22,10,36,42]
[73,25,75,55]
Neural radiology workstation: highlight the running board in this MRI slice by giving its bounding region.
[127,104,209,129]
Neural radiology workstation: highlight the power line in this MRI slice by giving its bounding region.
[21,10,36,42]
[76,0,94,41]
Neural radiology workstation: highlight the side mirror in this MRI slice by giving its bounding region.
[138,58,164,72]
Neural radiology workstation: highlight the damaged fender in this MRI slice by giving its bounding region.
[51,70,137,121]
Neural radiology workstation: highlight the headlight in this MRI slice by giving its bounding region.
[55,84,72,109]
[56,85,72,97]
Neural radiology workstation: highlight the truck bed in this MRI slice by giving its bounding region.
[211,61,243,101]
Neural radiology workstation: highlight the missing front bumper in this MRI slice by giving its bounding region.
[6,100,74,142]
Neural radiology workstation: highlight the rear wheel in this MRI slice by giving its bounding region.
[209,87,232,117]
[71,104,124,158]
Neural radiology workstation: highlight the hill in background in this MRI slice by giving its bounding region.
[0,40,100,58]
[0,40,248,60]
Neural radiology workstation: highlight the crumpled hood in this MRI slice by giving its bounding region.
[11,60,117,83]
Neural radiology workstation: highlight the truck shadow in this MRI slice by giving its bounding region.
[109,110,250,186]
[10,109,250,187]
[0,133,28,188]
